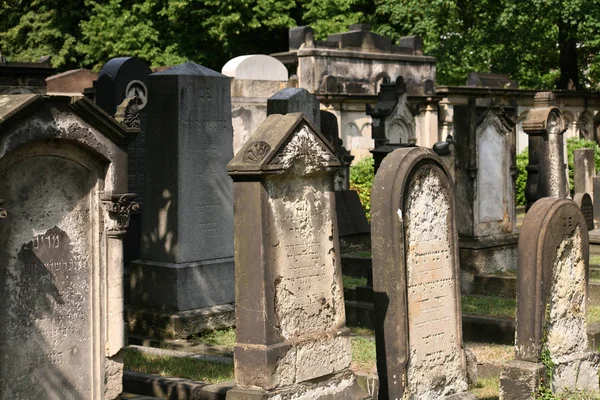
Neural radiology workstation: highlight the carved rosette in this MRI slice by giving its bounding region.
[245,141,271,163]
[0,199,6,219]
[102,193,139,233]
[114,96,141,129]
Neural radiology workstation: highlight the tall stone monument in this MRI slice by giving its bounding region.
[523,92,568,210]
[574,148,595,196]
[226,113,367,399]
[371,147,473,399]
[266,87,321,128]
[95,56,152,263]
[452,101,519,277]
[129,62,235,338]
[500,197,600,398]
[0,94,138,399]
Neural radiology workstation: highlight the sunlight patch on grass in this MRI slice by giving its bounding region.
[462,295,516,319]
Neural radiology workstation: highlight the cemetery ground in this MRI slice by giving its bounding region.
[123,266,600,400]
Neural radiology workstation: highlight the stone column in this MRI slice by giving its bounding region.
[226,113,367,399]
[522,92,568,210]
[415,98,440,148]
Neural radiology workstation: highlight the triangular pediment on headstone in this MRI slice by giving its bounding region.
[228,112,340,175]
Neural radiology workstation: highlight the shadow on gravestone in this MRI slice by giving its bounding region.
[500,197,600,398]
[371,147,473,400]
[96,56,151,264]
[128,62,235,339]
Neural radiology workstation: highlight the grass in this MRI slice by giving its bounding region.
[589,255,600,265]
[350,325,374,336]
[190,327,236,347]
[461,295,516,319]
[590,267,600,282]
[343,275,368,289]
[470,376,499,400]
[588,305,600,324]
[350,336,377,374]
[123,347,234,383]
[344,251,372,257]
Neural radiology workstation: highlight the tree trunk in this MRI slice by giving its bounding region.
[557,20,579,90]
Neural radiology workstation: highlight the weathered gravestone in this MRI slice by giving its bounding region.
[500,197,600,399]
[129,62,235,338]
[371,147,473,400]
[573,193,594,231]
[96,57,151,263]
[574,148,595,197]
[226,113,367,399]
[523,92,568,210]
[0,94,138,399]
[595,176,600,229]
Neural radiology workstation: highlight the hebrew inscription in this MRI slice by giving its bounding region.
[0,155,93,399]
[404,165,464,398]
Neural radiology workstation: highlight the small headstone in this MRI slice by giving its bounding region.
[267,87,320,128]
[226,113,366,399]
[46,68,98,94]
[573,193,594,231]
[0,94,137,399]
[574,148,595,196]
[130,62,235,338]
[500,197,600,398]
[221,55,288,81]
[371,147,472,399]
[289,26,315,50]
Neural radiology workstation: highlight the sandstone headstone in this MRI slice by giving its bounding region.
[129,62,235,338]
[594,176,600,228]
[371,146,472,399]
[573,193,594,231]
[522,92,568,210]
[574,148,595,196]
[267,87,320,128]
[226,113,366,399]
[0,94,137,399]
[222,54,288,81]
[500,197,600,398]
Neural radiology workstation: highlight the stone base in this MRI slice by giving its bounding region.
[126,303,235,339]
[499,360,545,400]
[226,372,370,400]
[553,352,600,394]
[459,235,518,288]
[444,393,476,400]
[129,257,235,310]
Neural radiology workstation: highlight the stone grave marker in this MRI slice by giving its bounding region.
[226,112,367,399]
[573,193,594,231]
[129,62,235,338]
[222,54,288,81]
[500,197,600,398]
[0,94,137,399]
[96,57,151,263]
[594,176,600,229]
[574,148,595,196]
[523,92,568,210]
[371,146,473,399]
[267,87,321,128]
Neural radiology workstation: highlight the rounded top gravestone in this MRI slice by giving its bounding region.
[222,54,288,81]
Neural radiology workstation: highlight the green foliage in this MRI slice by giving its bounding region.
[342,275,368,289]
[190,327,236,347]
[516,147,529,207]
[566,137,600,195]
[349,157,374,220]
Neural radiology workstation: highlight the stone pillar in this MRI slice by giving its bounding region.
[226,113,367,399]
[415,98,440,148]
[267,87,320,128]
[499,197,600,398]
[574,148,595,196]
[522,92,568,210]
[371,147,473,399]
[130,62,235,339]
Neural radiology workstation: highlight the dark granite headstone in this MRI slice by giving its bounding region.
[289,26,315,50]
[267,87,320,128]
[500,197,599,397]
[371,147,471,399]
[95,56,152,263]
[226,113,366,399]
[573,193,594,231]
[0,94,137,399]
[129,62,235,338]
